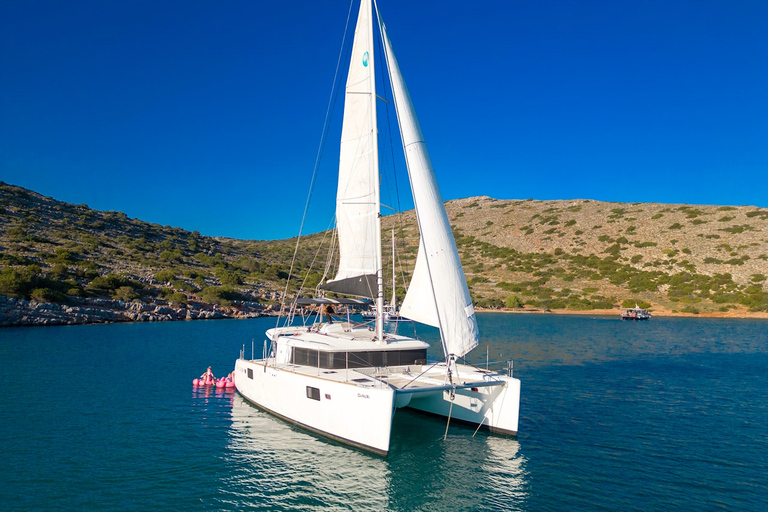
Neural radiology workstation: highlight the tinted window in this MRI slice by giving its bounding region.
[292,348,427,369]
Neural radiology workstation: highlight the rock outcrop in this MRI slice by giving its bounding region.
[0,296,266,327]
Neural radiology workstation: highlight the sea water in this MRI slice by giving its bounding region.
[0,314,766,511]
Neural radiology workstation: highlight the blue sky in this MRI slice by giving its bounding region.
[2,0,766,241]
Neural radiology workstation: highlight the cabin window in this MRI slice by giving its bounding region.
[247,368,253,379]
[291,347,427,369]
[292,348,319,367]
[306,386,320,401]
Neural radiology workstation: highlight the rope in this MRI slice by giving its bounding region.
[443,388,455,441]
[472,417,486,437]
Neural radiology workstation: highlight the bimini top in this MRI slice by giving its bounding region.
[295,297,373,306]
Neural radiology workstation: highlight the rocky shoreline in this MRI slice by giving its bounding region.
[477,306,768,319]
[0,295,273,327]
[6,295,767,328]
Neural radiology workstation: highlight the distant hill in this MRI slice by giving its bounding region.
[433,196,768,315]
[1,181,767,322]
[0,181,312,313]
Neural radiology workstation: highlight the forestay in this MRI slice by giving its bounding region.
[379,16,479,357]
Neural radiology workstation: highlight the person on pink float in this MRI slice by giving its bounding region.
[200,366,215,384]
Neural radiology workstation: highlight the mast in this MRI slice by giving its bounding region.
[391,229,396,310]
[368,0,384,343]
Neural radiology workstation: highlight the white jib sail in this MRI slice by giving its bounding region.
[379,18,479,357]
[326,0,380,297]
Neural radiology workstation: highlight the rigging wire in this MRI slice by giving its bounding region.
[286,215,337,325]
[373,0,414,318]
[272,0,357,341]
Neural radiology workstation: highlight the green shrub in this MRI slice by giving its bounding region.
[215,267,244,286]
[475,297,503,309]
[164,291,188,306]
[0,265,43,298]
[622,299,651,309]
[745,210,768,220]
[199,285,239,306]
[89,274,143,294]
[155,269,176,283]
[30,288,67,303]
[113,286,139,301]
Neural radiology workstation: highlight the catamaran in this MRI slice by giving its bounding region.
[234,0,520,456]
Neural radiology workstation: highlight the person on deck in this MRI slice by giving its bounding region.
[323,304,335,323]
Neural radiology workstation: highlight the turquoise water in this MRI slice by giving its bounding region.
[1,314,766,511]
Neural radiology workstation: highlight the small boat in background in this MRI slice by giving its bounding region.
[621,305,651,320]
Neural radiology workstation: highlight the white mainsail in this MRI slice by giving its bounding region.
[379,18,479,357]
[323,0,381,299]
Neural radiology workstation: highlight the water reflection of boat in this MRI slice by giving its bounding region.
[227,394,528,510]
[227,393,392,510]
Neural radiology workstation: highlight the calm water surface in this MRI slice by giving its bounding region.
[1,314,766,511]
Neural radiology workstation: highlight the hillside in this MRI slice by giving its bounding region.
[1,181,767,325]
[434,196,768,315]
[0,181,325,325]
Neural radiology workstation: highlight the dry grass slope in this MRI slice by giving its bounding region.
[2,181,767,317]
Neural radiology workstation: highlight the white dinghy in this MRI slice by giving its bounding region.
[234,0,520,456]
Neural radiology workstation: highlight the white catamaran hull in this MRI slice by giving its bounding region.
[235,357,520,456]
[234,358,396,456]
[403,372,521,436]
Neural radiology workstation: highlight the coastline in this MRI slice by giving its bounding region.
[0,295,274,328]
[476,306,768,320]
[4,294,767,328]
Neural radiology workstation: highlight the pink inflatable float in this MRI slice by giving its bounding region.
[193,369,235,388]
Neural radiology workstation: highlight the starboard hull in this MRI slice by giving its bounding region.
[402,370,521,436]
